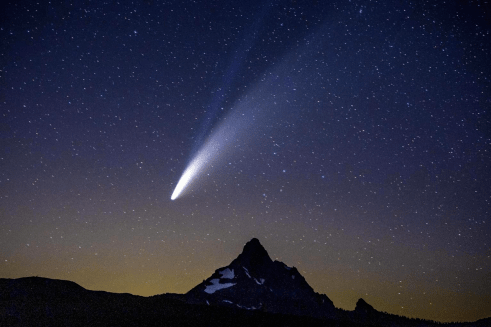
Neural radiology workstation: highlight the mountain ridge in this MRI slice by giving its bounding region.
[1,238,489,326]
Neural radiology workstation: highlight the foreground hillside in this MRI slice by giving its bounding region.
[0,277,356,327]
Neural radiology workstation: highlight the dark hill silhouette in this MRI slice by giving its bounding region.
[355,298,375,315]
[1,238,489,326]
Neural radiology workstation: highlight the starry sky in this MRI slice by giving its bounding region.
[1,0,490,323]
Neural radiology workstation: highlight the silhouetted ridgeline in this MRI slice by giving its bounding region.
[1,239,489,326]
[0,277,347,327]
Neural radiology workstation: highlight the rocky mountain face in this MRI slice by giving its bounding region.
[186,238,335,318]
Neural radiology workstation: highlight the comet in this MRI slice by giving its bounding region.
[170,105,252,200]
[170,3,278,201]
[170,73,301,200]
[171,21,326,200]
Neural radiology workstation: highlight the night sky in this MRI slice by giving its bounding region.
[1,0,490,323]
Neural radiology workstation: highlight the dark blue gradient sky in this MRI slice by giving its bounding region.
[1,0,490,322]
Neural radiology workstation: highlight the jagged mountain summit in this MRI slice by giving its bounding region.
[186,238,335,318]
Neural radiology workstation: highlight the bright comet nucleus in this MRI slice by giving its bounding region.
[171,150,209,200]
[170,162,197,200]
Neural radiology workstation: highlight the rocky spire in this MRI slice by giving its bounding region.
[232,238,272,271]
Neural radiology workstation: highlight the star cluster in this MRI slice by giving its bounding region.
[1,0,490,323]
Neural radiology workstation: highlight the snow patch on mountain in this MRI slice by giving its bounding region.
[204,279,236,294]
[219,268,234,279]
[237,303,262,310]
[254,277,265,285]
[243,266,251,278]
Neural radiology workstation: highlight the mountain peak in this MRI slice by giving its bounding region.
[234,238,272,269]
[242,238,268,256]
[186,238,336,317]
